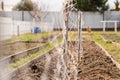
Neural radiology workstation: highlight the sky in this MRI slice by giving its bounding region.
[107,0,117,9]
[0,0,119,11]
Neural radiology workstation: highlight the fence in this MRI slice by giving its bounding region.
[0,17,54,41]
[1,11,120,40]
[68,12,103,29]
[0,17,13,40]
[104,11,120,28]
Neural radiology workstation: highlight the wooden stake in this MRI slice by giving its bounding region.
[78,11,83,62]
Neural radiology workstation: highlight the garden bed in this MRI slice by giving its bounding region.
[0,36,62,80]
[0,34,62,74]
[0,41,39,59]
[12,40,120,80]
[101,33,120,43]
[101,33,120,48]
[0,33,59,59]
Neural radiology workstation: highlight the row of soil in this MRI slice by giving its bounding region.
[12,40,120,80]
[0,33,59,59]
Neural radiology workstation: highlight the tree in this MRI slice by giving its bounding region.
[13,0,48,21]
[114,0,120,11]
[12,0,34,11]
[100,0,109,12]
[73,0,109,12]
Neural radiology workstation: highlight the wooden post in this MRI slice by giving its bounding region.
[62,2,70,80]
[17,25,20,36]
[103,22,106,32]
[78,11,83,62]
[78,12,80,53]
[115,21,117,32]
[63,3,69,54]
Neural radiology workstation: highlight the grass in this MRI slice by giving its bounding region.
[1,32,56,44]
[10,38,62,68]
[91,32,120,63]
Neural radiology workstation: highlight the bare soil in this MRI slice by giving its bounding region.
[0,41,39,59]
[12,40,120,80]
[102,34,120,42]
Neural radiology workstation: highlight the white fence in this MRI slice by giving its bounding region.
[12,21,33,36]
[104,11,120,28]
[68,12,103,29]
[0,17,54,40]
[0,17,13,40]
[1,11,120,40]
[82,12,103,28]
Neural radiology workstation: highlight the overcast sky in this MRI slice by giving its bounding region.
[0,0,119,11]
[107,0,117,8]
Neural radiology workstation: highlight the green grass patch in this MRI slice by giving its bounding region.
[2,32,56,44]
